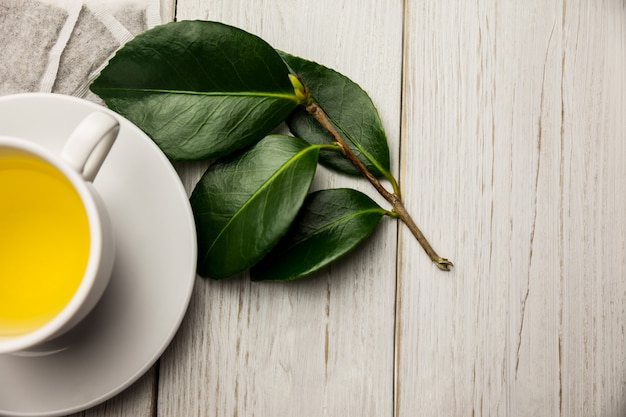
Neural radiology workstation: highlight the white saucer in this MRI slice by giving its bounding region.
[0,93,197,416]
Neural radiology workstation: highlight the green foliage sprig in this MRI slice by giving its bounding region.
[91,20,452,280]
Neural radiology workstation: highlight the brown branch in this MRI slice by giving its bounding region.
[306,102,453,271]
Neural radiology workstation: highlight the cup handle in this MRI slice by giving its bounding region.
[61,112,120,182]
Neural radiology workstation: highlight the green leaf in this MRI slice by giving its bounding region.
[191,134,320,279]
[279,51,392,181]
[251,188,386,281]
[91,21,299,160]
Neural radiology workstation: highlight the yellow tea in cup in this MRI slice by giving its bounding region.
[0,153,90,336]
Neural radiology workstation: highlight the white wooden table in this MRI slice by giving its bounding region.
[69,1,626,416]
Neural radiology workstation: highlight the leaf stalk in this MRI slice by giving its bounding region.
[305,101,453,271]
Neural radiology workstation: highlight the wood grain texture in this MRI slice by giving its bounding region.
[397,1,626,416]
[160,0,176,22]
[157,1,403,417]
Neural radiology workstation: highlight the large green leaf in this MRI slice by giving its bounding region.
[91,21,299,160]
[280,51,392,181]
[251,188,386,281]
[191,135,320,279]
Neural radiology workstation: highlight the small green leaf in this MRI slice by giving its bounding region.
[279,51,393,182]
[91,21,299,160]
[251,188,386,281]
[191,135,320,279]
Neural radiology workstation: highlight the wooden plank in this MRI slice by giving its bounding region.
[396,0,626,416]
[160,0,176,22]
[559,1,626,415]
[157,1,404,416]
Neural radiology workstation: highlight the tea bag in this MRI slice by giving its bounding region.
[0,0,162,102]
[53,0,161,100]
[94,0,161,35]
[0,0,71,95]
[50,4,132,98]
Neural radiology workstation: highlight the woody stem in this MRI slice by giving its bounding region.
[305,102,452,271]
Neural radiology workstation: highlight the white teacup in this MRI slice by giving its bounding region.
[0,111,119,354]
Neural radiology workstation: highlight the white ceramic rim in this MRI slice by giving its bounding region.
[0,92,197,417]
[0,136,103,353]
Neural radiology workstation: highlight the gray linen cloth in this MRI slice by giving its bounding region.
[0,0,161,102]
